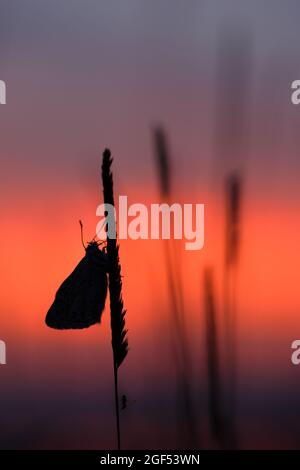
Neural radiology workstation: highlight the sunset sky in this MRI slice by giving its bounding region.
[1,0,300,449]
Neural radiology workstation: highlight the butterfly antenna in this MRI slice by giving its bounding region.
[79,220,86,249]
[92,217,108,242]
[97,240,107,246]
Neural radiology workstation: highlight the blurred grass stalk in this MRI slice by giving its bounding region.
[203,267,224,448]
[224,171,242,447]
[153,126,197,447]
[214,32,251,448]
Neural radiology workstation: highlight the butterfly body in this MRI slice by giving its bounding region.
[46,241,108,330]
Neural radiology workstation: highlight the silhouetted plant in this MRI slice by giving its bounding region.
[225,172,242,268]
[224,171,242,448]
[203,267,224,447]
[102,148,128,451]
[153,127,196,447]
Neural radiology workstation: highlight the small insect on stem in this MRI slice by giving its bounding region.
[121,394,127,410]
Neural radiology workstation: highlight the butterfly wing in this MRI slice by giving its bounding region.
[45,251,108,329]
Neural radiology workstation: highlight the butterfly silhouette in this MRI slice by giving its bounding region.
[46,223,108,330]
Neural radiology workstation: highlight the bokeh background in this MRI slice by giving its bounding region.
[1,0,300,449]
